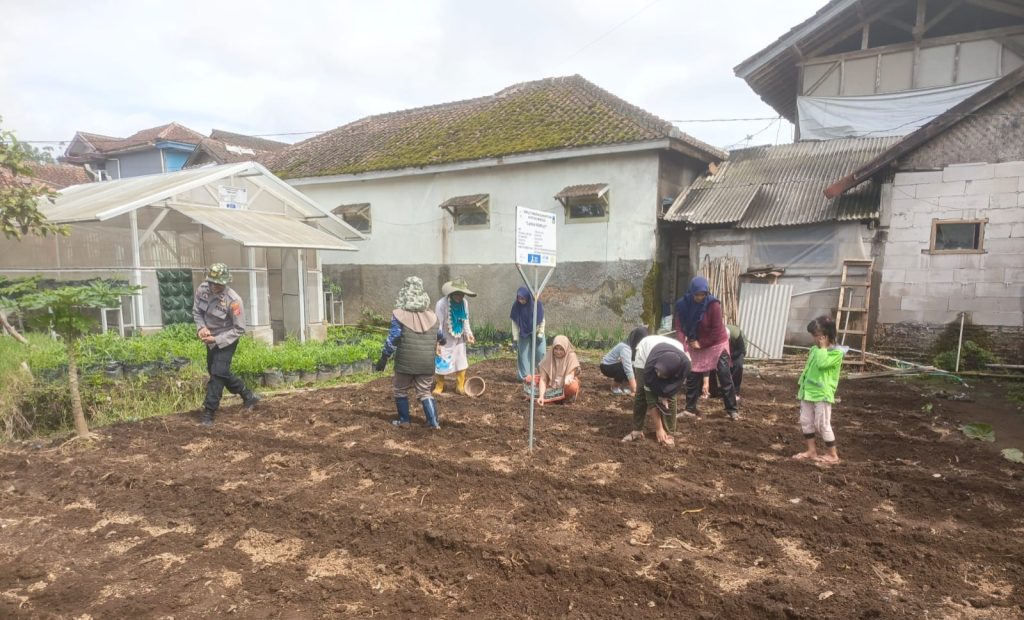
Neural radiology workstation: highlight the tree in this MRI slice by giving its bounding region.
[17,142,56,164]
[19,281,142,438]
[0,117,66,239]
[0,276,38,344]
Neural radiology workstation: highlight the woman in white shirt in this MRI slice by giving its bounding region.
[622,334,690,447]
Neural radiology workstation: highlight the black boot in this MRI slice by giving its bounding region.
[242,392,261,410]
[201,408,216,426]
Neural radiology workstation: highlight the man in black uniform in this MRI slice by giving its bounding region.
[193,263,260,426]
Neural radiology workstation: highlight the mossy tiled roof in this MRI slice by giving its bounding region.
[270,75,724,179]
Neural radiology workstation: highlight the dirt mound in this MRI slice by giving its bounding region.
[1,359,1022,618]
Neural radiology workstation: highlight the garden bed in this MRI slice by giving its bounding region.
[1,358,1021,617]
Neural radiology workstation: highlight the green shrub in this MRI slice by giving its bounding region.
[933,341,1001,371]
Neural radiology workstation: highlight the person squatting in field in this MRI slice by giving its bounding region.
[599,326,648,395]
[793,315,847,464]
[375,276,445,429]
[529,334,582,405]
[621,334,691,447]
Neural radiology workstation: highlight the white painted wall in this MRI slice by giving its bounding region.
[292,151,662,266]
[878,161,1024,327]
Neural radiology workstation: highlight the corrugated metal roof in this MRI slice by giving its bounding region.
[39,162,364,249]
[671,185,758,225]
[170,205,355,251]
[439,194,489,209]
[664,137,900,229]
[44,164,250,223]
[554,183,609,200]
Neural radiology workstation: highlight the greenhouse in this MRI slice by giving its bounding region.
[0,162,363,343]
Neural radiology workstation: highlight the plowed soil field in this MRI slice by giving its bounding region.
[2,358,1022,619]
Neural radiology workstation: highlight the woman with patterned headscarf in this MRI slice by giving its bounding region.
[433,277,477,395]
[374,276,445,429]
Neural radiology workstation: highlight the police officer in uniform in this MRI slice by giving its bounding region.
[193,263,260,426]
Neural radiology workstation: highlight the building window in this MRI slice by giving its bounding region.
[929,219,986,254]
[555,183,609,222]
[332,203,371,234]
[440,194,490,229]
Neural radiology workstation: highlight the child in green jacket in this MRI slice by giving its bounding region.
[793,316,847,464]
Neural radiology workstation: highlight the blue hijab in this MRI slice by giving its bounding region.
[510,286,543,336]
[675,276,718,341]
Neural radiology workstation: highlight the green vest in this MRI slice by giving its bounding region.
[394,318,439,376]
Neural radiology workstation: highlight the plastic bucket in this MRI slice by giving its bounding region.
[464,376,486,398]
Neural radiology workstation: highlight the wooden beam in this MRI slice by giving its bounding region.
[883,15,917,34]
[862,22,871,49]
[996,35,1024,59]
[966,0,1024,19]
[803,1,906,58]
[804,61,840,95]
[800,24,1024,65]
[914,0,927,39]
[923,0,963,34]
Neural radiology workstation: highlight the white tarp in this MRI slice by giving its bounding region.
[797,78,997,140]
[748,222,869,275]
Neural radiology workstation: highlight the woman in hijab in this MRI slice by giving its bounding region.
[510,286,546,381]
[674,276,738,420]
[433,277,476,395]
[374,276,445,429]
[599,326,648,395]
[531,334,582,405]
[622,333,690,447]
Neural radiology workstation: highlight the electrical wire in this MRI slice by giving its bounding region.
[11,111,1024,146]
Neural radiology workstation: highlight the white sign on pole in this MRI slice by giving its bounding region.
[218,186,248,210]
[515,206,557,267]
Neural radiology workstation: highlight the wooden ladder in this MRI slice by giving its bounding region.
[835,259,873,366]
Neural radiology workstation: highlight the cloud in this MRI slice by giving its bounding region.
[0,0,822,149]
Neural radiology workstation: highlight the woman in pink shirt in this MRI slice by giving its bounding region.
[674,276,739,420]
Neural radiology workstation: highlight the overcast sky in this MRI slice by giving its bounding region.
[1,0,824,155]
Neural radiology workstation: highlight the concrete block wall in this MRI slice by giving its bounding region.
[875,161,1023,362]
[877,161,1024,328]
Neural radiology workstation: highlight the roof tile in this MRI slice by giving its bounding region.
[270,75,724,179]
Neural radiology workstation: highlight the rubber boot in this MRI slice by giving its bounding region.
[200,408,215,426]
[433,374,445,394]
[455,370,467,395]
[242,391,261,410]
[422,398,440,429]
[392,396,411,427]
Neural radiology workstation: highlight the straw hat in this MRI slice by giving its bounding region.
[441,277,477,297]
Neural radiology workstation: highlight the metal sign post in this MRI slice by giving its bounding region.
[514,206,556,453]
